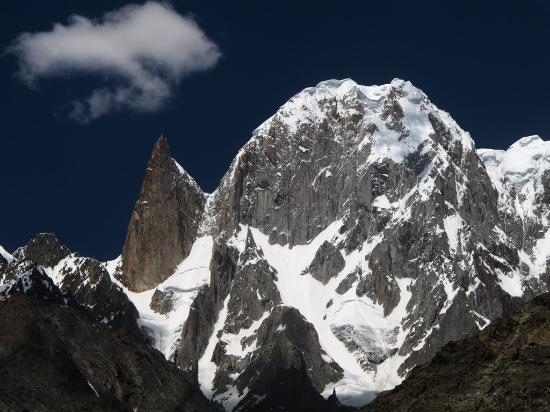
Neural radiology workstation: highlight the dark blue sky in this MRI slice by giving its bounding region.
[1,0,550,260]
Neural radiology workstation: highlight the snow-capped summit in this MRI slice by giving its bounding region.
[209,79,479,251]
[479,135,550,190]
[253,78,473,160]
[116,81,549,410]
[478,135,550,281]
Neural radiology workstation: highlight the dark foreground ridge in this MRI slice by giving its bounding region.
[362,293,550,412]
[0,272,214,412]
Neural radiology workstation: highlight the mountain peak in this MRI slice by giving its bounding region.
[121,135,206,292]
[242,77,472,176]
[148,134,172,173]
[478,135,550,212]
[479,135,550,184]
[13,233,71,268]
[508,134,544,150]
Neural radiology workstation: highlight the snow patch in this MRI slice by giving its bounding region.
[443,214,463,254]
[0,245,13,264]
[372,195,393,209]
[198,295,230,398]
[495,268,523,297]
[87,380,100,398]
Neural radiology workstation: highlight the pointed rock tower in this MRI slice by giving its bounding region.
[121,135,206,292]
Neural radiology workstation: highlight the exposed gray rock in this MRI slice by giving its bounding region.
[306,241,345,284]
[0,264,73,305]
[150,288,174,314]
[210,231,282,396]
[13,233,71,268]
[234,306,344,407]
[175,240,238,374]
[223,229,281,334]
[335,269,360,295]
[175,285,217,374]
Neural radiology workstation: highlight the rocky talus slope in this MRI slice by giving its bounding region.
[362,292,550,412]
[2,78,550,411]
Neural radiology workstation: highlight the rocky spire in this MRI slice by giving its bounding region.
[121,135,206,292]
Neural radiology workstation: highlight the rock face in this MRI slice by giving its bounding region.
[174,240,237,375]
[234,363,352,412]
[121,135,206,292]
[150,288,175,314]
[59,257,140,332]
[0,277,214,412]
[12,232,71,267]
[233,306,344,410]
[306,241,346,284]
[362,292,550,412]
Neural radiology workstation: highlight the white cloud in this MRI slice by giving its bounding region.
[8,2,220,122]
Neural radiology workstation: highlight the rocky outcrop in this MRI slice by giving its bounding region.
[150,288,175,314]
[306,241,345,284]
[223,229,281,334]
[121,135,206,292]
[362,293,550,412]
[233,306,344,407]
[206,231,285,401]
[175,240,238,375]
[235,359,350,412]
[12,233,71,267]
